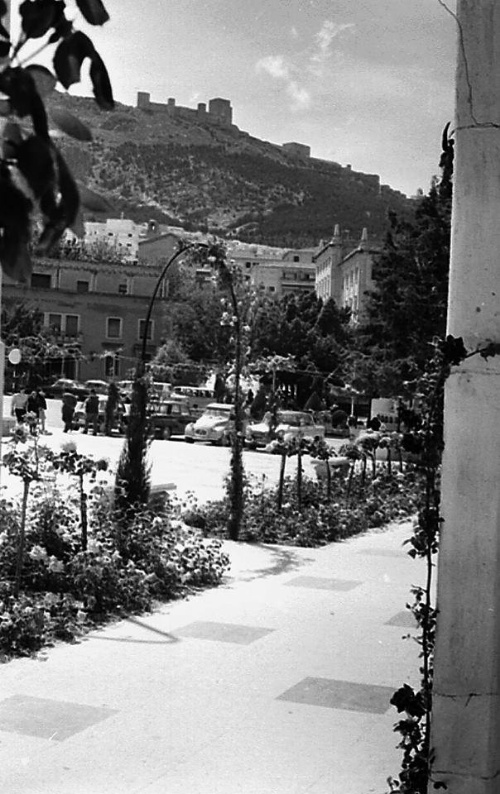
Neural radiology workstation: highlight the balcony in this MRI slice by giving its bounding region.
[45,329,83,344]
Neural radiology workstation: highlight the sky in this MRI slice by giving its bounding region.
[14,0,458,197]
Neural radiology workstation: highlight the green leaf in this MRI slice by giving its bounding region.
[37,147,80,253]
[77,183,112,212]
[0,67,49,138]
[16,135,55,199]
[53,31,95,89]
[89,51,114,110]
[50,108,92,141]
[75,0,109,25]
[25,65,57,97]
[2,121,23,159]
[20,0,59,39]
[70,209,85,238]
[0,230,32,283]
[0,168,33,282]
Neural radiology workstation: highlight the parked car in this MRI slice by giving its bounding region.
[73,396,129,434]
[151,381,172,400]
[184,403,237,445]
[148,399,197,440]
[84,379,109,395]
[171,386,214,413]
[45,378,88,400]
[245,410,326,449]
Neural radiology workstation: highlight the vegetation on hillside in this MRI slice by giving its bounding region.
[45,92,413,247]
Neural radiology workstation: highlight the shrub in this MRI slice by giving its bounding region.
[0,482,230,661]
[182,467,421,547]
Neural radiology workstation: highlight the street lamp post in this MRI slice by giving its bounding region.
[115,243,198,513]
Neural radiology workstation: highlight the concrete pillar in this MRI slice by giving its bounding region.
[429,2,500,792]
[0,2,10,482]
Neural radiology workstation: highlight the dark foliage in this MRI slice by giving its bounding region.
[352,161,451,397]
[114,374,151,515]
[0,0,113,282]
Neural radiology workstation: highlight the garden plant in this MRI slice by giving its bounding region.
[0,428,229,661]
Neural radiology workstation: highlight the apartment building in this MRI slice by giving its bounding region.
[314,226,382,322]
[3,256,167,382]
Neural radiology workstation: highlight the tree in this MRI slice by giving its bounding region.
[0,0,114,282]
[1,299,64,389]
[353,165,451,397]
[165,269,234,364]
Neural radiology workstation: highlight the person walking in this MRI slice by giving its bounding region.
[36,389,48,433]
[83,389,100,435]
[26,390,40,434]
[11,387,28,424]
[61,391,77,433]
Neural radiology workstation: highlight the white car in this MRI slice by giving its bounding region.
[246,410,325,449]
[184,403,236,445]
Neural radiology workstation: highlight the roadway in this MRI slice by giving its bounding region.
[1,398,346,503]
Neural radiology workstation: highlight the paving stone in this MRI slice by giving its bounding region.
[284,576,362,591]
[385,610,418,628]
[0,694,117,741]
[358,547,407,558]
[277,677,394,714]
[173,620,275,644]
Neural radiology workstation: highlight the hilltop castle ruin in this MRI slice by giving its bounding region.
[135,91,404,199]
[136,91,234,128]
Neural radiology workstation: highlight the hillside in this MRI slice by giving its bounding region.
[47,92,414,247]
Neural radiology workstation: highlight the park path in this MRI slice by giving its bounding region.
[0,518,423,794]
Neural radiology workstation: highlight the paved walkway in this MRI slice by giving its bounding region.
[0,518,424,794]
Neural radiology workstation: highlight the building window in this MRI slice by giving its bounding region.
[118,283,128,295]
[293,255,300,262]
[65,315,80,336]
[106,317,122,339]
[76,280,89,293]
[245,262,251,269]
[104,354,120,378]
[31,273,51,289]
[138,319,154,341]
[268,286,276,292]
[47,313,62,331]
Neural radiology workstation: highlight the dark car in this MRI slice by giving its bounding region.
[45,378,89,400]
[148,399,197,440]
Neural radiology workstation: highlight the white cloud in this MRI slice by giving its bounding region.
[287,81,311,110]
[256,55,291,80]
[256,54,309,110]
[310,20,355,75]
[255,19,354,113]
[317,20,355,51]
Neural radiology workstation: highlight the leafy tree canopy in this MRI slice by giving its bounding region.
[352,163,451,397]
[0,0,113,282]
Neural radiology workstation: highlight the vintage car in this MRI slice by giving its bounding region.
[83,379,109,395]
[184,403,236,445]
[245,410,326,449]
[148,399,197,440]
[45,377,89,400]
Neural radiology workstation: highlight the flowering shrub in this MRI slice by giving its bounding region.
[0,585,86,661]
[182,468,421,547]
[0,474,229,661]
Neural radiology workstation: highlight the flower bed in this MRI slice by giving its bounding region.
[0,434,229,662]
[182,467,422,547]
